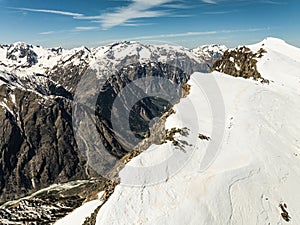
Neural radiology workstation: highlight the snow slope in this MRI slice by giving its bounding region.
[94,38,300,224]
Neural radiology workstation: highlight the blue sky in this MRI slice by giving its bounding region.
[0,0,298,48]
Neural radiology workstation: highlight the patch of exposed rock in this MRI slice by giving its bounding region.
[211,46,268,82]
[0,180,106,225]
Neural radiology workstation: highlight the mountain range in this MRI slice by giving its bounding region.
[1,38,300,225]
[0,41,225,203]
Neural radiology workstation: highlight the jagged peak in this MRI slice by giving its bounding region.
[108,40,134,47]
[201,44,227,49]
[72,45,90,52]
[9,41,34,49]
[192,44,227,61]
[12,41,29,46]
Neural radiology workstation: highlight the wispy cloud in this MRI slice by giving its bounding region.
[260,0,285,4]
[203,10,234,15]
[121,22,154,27]
[76,0,175,29]
[201,0,217,4]
[74,26,99,31]
[13,0,277,33]
[10,1,242,31]
[161,3,193,9]
[96,27,270,44]
[131,30,218,39]
[39,31,55,35]
[11,7,83,17]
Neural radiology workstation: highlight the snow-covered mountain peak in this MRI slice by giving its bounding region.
[192,44,227,60]
[262,37,287,44]
[72,45,91,53]
[89,41,208,76]
[249,37,287,50]
[249,37,300,61]
[6,42,38,66]
[0,40,227,80]
[10,41,32,48]
[75,39,300,225]
[0,43,93,77]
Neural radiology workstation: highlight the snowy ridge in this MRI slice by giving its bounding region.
[89,41,209,75]
[249,37,300,94]
[249,37,300,63]
[0,41,213,95]
[79,38,300,225]
[0,41,213,79]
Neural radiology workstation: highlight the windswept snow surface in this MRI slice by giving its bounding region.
[94,38,300,225]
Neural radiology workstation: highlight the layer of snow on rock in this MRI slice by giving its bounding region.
[95,39,300,225]
[192,44,227,60]
[0,42,92,77]
[89,41,206,77]
[54,192,104,225]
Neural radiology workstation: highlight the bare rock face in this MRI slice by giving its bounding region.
[0,82,88,203]
[211,46,267,80]
[94,62,191,158]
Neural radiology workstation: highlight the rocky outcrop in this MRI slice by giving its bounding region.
[0,180,105,225]
[211,46,268,81]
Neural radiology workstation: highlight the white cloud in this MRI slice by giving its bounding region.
[203,11,234,14]
[96,27,269,44]
[122,22,154,27]
[260,0,285,4]
[131,31,218,39]
[76,0,175,29]
[11,7,83,17]
[12,0,220,30]
[74,26,99,31]
[161,3,193,9]
[39,31,55,35]
[201,0,217,4]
